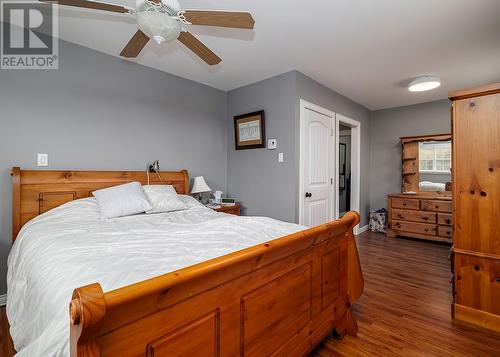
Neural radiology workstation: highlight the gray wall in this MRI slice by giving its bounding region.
[226,71,371,226]
[294,72,371,226]
[0,39,227,294]
[369,99,451,210]
[226,72,297,222]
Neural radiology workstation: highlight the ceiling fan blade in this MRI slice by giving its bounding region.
[39,0,131,13]
[120,30,150,58]
[178,31,221,65]
[183,10,255,29]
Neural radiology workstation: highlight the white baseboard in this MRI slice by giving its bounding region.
[0,294,6,306]
[358,225,369,234]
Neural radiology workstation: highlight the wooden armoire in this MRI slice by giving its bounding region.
[450,83,500,332]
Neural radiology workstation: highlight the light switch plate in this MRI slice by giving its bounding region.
[278,152,284,163]
[37,153,48,167]
[267,139,277,150]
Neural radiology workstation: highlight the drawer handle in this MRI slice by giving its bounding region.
[435,205,439,209]
[474,265,480,271]
[396,223,401,228]
[398,214,403,218]
[424,228,429,232]
[446,219,451,224]
[423,217,429,220]
[403,203,407,206]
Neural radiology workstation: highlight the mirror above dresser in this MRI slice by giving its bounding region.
[387,133,453,243]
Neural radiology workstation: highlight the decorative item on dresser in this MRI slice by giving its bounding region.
[449,83,500,333]
[386,133,453,242]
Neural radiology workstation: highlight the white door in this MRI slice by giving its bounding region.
[300,102,335,227]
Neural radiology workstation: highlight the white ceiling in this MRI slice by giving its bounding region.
[54,0,500,110]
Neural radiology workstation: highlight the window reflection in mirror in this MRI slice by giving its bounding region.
[418,141,452,192]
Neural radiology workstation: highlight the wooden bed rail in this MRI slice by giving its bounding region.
[70,212,363,357]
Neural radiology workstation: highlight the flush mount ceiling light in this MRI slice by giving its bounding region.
[408,76,441,92]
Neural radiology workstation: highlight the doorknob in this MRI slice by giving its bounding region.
[305,192,312,198]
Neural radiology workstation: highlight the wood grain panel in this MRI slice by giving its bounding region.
[321,248,340,310]
[453,94,500,255]
[241,263,312,356]
[455,253,500,316]
[146,311,219,357]
[421,199,452,213]
[438,213,453,226]
[39,192,76,214]
[392,209,436,224]
[391,198,419,210]
[392,220,437,236]
[438,226,453,239]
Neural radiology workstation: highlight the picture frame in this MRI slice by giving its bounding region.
[234,110,266,150]
[339,143,347,175]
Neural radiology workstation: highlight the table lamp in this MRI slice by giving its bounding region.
[191,176,211,202]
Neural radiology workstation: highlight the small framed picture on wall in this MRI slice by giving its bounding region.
[234,111,266,150]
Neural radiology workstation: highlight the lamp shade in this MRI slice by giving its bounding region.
[191,176,211,194]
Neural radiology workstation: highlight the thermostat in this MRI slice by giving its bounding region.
[267,139,277,150]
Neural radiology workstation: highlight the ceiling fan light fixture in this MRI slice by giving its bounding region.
[136,10,181,44]
[408,76,441,92]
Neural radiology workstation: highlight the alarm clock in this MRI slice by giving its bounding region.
[221,198,236,206]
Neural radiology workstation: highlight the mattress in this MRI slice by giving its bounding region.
[7,195,304,356]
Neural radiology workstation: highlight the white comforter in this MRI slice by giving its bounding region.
[7,196,304,356]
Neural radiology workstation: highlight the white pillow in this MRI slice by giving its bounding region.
[93,182,152,219]
[142,185,187,214]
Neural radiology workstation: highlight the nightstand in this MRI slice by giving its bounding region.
[212,205,241,216]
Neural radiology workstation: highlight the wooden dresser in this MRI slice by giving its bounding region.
[450,83,500,332]
[387,194,453,243]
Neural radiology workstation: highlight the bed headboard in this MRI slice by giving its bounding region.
[11,167,189,242]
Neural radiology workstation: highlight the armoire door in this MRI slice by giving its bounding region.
[453,93,500,255]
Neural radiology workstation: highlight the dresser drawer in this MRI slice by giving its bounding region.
[392,220,437,236]
[392,209,436,224]
[391,198,420,210]
[421,200,452,213]
[438,226,453,239]
[438,213,453,226]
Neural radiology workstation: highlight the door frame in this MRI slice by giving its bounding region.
[335,113,361,235]
[299,99,336,227]
[299,100,361,234]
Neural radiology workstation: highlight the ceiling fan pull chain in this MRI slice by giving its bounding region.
[176,10,192,25]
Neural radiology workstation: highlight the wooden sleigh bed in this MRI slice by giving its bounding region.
[10,167,364,357]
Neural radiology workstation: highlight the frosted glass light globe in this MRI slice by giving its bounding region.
[137,11,181,44]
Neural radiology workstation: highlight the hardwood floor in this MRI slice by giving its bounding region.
[312,231,500,356]
[2,231,500,356]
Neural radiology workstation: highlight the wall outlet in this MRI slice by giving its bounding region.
[267,139,277,150]
[37,153,48,167]
[278,152,284,163]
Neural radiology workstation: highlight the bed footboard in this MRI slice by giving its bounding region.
[70,212,363,357]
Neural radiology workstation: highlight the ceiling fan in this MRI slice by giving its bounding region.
[39,0,255,65]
